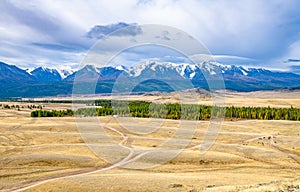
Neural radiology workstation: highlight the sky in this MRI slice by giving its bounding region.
[1,0,300,73]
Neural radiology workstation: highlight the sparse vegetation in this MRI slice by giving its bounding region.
[0,103,43,111]
[27,105,43,110]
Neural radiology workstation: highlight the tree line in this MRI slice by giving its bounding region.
[1,104,43,111]
[31,109,73,117]
[31,100,300,121]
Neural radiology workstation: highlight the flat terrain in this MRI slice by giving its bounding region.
[0,91,300,192]
[26,89,300,108]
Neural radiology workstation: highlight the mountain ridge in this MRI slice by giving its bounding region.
[0,61,299,98]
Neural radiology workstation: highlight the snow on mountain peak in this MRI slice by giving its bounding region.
[114,65,126,71]
[125,60,199,78]
[57,69,74,79]
[26,68,35,75]
[23,60,276,82]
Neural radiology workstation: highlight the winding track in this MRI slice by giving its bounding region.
[8,124,148,192]
[243,134,300,165]
[4,120,300,192]
[7,119,155,192]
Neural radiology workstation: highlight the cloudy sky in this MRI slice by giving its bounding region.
[1,0,300,72]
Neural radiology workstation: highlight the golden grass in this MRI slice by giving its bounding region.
[0,94,299,191]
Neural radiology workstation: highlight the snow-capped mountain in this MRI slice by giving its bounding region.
[26,67,75,81]
[0,62,33,81]
[57,69,74,79]
[111,60,241,80]
[0,62,35,91]
[125,61,186,80]
[0,60,300,98]
[31,67,62,82]
[66,61,300,91]
[64,65,124,81]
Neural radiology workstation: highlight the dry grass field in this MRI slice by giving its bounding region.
[1,90,300,192]
[26,89,300,108]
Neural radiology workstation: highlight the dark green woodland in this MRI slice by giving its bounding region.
[30,100,300,121]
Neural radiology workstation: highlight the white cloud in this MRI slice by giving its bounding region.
[267,40,300,72]
[0,0,300,70]
[212,55,256,64]
[285,40,300,59]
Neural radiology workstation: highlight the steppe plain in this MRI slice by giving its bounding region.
[0,90,299,192]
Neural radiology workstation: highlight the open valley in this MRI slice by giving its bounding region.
[0,91,299,192]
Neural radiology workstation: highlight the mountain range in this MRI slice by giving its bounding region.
[0,61,300,98]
